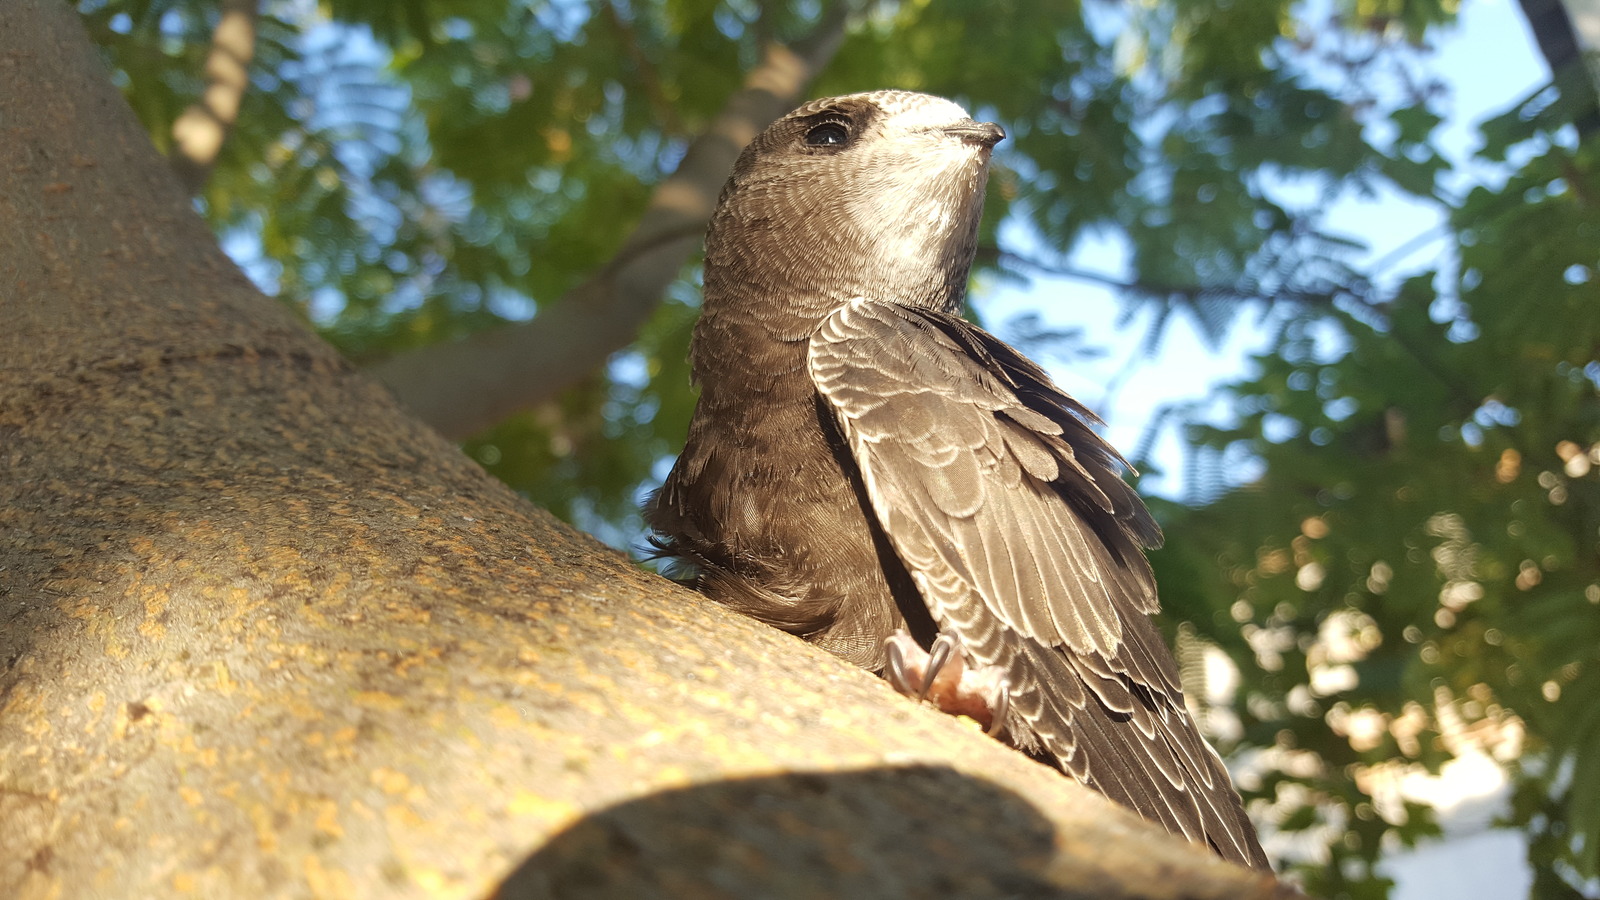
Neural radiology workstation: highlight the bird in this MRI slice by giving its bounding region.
[648,90,1269,870]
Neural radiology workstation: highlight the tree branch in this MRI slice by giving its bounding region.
[367,11,850,441]
[1517,0,1600,138]
[992,248,1385,316]
[170,0,258,194]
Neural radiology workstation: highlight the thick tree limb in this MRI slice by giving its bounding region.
[367,14,849,441]
[0,4,1297,897]
[170,0,259,194]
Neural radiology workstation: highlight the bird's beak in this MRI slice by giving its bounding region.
[943,121,1006,149]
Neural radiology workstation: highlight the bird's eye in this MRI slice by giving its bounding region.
[804,121,851,148]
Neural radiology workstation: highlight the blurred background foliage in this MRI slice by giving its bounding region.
[76,0,1600,895]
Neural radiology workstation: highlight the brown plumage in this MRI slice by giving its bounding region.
[648,90,1269,870]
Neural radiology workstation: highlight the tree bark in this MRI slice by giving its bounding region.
[0,3,1297,898]
[366,13,849,441]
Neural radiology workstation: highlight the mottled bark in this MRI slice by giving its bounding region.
[0,3,1298,898]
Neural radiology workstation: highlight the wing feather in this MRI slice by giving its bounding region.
[810,297,1269,870]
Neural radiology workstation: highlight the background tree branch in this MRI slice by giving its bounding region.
[1517,0,1600,138]
[169,0,259,194]
[365,8,850,441]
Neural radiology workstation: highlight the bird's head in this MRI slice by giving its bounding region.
[704,91,1004,319]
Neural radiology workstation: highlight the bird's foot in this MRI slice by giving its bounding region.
[884,630,1010,737]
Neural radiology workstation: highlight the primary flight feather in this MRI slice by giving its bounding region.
[649,90,1269,870]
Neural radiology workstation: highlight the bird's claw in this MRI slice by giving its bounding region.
[985,678,1010,738]
[885,635,914,695]
[884,629,1011,738]
[920,632,959,702]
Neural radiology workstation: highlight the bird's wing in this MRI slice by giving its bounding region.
[808,298,1268,869]
[808,297,1161,659]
